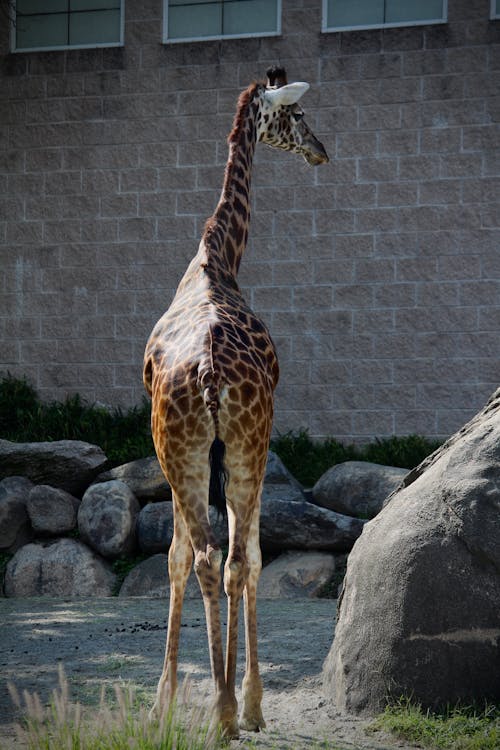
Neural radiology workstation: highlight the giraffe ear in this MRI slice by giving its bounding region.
[264,82,310,107]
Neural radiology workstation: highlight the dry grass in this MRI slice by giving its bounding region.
[7,665,221,750]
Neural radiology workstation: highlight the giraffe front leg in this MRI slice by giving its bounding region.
[150,502,192,719]
[240,512,266,732]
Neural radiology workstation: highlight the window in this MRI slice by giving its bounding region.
[163,0,281,43]
[492,0,500,19]
[11,0,124,52]
[322,0,447,33]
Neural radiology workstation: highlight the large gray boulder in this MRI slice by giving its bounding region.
[262,450,306,504]
[137,502,228,554]
[312,461,408,519]
[0,439,107,496]
[260,493,365,552]
[0,476,34,552]
[119,553,169,597]
[261,451,365,551]
[119,553,202,599]
[4,538,116,596]
[78,480,140,559]
[323,389,500,714]
[94,456,171,504]
[137,501,174,554]
[27,485,80,536]
[258,551,336,598]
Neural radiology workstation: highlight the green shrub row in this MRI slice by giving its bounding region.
[0,374,441,483]
[0,374,154,467]
[270,429,442,486]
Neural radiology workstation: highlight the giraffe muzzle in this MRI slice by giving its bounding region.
[303,136,329,166]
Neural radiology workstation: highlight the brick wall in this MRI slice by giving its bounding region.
[1,0,499,442]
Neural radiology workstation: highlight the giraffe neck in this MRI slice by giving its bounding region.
[202,84,261,281]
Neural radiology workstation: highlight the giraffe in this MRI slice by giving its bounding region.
[143,67,328,738]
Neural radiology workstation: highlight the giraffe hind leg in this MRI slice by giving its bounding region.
[193,538,240,739]
[239,504,266,731]
[151,497,192,718]
[223,495,265,734]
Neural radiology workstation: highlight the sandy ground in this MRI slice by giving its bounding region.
[0,597,420,750]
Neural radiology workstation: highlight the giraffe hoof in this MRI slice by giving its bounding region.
[239,713,266,732]
[221,718,240,740]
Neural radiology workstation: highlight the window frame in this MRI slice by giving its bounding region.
[491,0,500,20]
[162,0,282,44]
[321,0,448,34]
[10,0,125,54]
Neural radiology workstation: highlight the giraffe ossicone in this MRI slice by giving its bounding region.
[263,80,310,105]
[143,67,328,739]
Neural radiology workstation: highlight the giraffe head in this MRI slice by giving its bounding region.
[257,67,329,166]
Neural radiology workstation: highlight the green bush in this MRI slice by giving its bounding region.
[271,429,442,487]
[270,430,360,487]
[1,374,441,480]
[0,373,154,467]
[361,434,442,469]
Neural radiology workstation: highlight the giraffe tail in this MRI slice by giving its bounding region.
[201,377,228,517]
[208,434,228,517]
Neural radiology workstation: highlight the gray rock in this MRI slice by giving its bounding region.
[265,450,303,488]
[312,461,408,519]
[137,501,174,554]
[260,494,365,552]
[4,538,116,597]
[119,553,169,597]
[78,480,140,559]
[0,439,108,496]
[137,502,228,554]
[259,551,336,598]
[0,476,34,552]
[262,451,308,507]
[27,485,80,536]
[94,456,171,504]
[119,553,202,599]
[323,388,500,714]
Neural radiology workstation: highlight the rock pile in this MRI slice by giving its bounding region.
[0,438,404,599]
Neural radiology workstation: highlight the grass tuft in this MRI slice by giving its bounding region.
[370,698,500,750]
[8,665,221,750]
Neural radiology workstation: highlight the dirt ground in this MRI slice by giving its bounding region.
[0,597,420,750]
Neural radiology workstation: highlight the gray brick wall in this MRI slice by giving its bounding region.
[1,0,499,442]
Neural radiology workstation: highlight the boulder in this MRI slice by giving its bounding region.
[27,485,80,536]
[0,476,34,552]
[119,553,202,599]
[78,480,140,559]
[93,456,171,504]
[263,450,307,504]
[0,439,108,496]
[137,501,174,554]
[4,538,116,597]
[119,553,169,597]
[258,551,336,598]
[323,388,500,714]
[312,461,408,519]
[137,502,228,554]
[265,450,303,488]
[260,493,365,553]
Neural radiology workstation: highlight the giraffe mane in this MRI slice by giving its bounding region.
[201,81,261,255]
[227,81,261,145]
